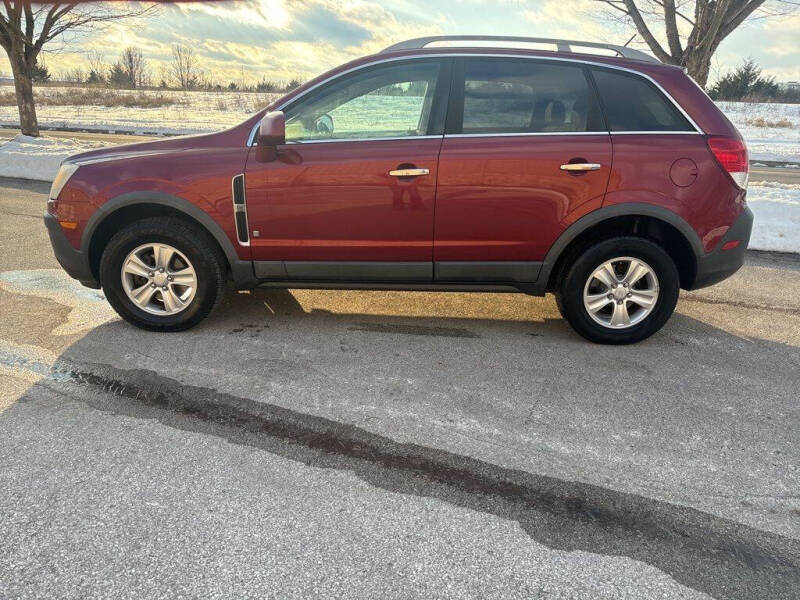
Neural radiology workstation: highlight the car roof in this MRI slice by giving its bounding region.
[383,35,656,61]
[377,45,680,72]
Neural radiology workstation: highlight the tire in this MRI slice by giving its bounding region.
[554,236,680,344]
[99,217,226,331]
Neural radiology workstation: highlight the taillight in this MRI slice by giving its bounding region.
[707,136,748,189]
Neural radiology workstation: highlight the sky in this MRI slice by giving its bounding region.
[4,0,800,86]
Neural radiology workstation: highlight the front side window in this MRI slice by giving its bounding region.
[591,69,694,132]
[456,59,604,135]
[284,60,441,142]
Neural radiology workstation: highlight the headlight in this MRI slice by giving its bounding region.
[49,163,80,200]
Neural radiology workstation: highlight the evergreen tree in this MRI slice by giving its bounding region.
[87,70,104,84]
[31,61,50,83]
[108,62,129,87]
[709,60,780,101]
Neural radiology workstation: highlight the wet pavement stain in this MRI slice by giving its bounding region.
[0,269,115,336]
[348,322,479,338]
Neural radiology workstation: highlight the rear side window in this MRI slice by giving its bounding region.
[455,59,604,134]
[592,69,694,132]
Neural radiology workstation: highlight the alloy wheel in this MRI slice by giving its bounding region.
[582,256,660,329]
[120,243,197,316]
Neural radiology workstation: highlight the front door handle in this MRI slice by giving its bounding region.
[389,168,430,177]
[560,163,601,172]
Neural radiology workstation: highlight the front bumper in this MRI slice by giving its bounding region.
[44,214,100,289]
[690,206,753,290]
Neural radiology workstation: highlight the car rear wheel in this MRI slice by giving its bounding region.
[99,217,226,331]
[555,237,679,344]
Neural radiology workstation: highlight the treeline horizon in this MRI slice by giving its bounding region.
[10,52,800,104]
[22,44,305,94]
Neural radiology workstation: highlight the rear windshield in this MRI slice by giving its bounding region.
[592,69,695,132]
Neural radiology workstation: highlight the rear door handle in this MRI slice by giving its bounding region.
[560,163,601,172]
[389,168,430,177]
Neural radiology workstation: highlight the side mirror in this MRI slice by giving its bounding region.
[256,111,285,162]
[258,110,286,146]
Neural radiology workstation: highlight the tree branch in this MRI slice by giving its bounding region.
[23,1,32,41]
[0,24,10,53]
[699,0,737,51]
[620,0,674,61]
[651,0,695,25]
[663,0,683,58]
[1,0,24,40]
[600,1,633,17]
[719,0,769,38]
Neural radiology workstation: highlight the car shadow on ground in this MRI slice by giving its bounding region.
[2,280,800,598]
[210,286,578,337]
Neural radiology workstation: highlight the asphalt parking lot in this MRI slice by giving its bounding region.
[1,176,798,599]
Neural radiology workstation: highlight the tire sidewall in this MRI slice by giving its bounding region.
[100,224,221,330]
[559,237,680,344]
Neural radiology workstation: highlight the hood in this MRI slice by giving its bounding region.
[65,117,260,165]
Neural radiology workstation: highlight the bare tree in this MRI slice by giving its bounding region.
[87,49,107,83]
[170,44,198,90]
[596,1,796,87]
[119,46,147,89]
[60,66,86,84]
[0,2,153,136]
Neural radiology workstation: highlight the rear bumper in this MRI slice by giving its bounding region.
[690,206,753,290]
[44,214,100,289]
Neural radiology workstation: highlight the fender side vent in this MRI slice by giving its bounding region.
[231,174,249,245]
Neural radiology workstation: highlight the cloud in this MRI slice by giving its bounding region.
[763,15,800,59]
[524,0,631,46]
[5,0,797,86]
[713,13,800,82]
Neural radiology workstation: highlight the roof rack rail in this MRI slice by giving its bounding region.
[381,35,659,64]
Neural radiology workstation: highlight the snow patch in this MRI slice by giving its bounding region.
[749,181,800,192]
[0,134,112,181]
[0,86,277,136]
[715,101,799,163]
[747,183,800,253]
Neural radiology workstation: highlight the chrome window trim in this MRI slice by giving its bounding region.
[289,135,442,145]
[446,131,607,138]
[444,131,701,139]
[609,131,702,135]
[248,128,440,146]
[247,52,703,147]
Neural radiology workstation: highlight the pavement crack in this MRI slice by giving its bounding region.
[13,354,799,600]
[1,211,41,219]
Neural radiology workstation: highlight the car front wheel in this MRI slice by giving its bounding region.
[99,217,226,331]
[555,236,680,344]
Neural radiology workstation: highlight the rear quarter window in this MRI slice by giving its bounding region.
[592,69,694,132]
[457,59,605,134]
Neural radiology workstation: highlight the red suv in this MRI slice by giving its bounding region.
[45,36,752,344]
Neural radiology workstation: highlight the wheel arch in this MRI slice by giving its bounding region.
[539,204,702,293]
[82,192,254,286]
